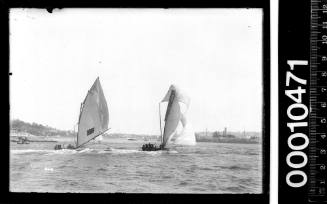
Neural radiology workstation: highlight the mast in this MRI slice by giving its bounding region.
[73,123,77,147]
[159,103,163,145]
[76,102,83,148]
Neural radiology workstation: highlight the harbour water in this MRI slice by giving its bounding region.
[10,137,262,193]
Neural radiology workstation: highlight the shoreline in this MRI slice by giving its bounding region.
[10,137,260,145]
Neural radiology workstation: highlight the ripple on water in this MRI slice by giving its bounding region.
[219,165,249,171]
[189,164,198,171]
[245,152,259,155]
[206,183,217,190]
[161,175,173,179]
[190,187,206,192]
[199,167,213,171]
[225,186,243,192]
[18,166,26,171]
[185,168,195,174]
[68,181,80,187]
[57,165,67,169]
[105,182,117,186]
[179,181,188,186]
[97,168,107,172]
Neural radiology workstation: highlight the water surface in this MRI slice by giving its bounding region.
[10,138,262,193]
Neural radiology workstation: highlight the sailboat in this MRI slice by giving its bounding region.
[141,84,196,151]
[54,77,109,150]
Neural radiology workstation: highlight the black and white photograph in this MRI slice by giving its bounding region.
[9,8,265,194]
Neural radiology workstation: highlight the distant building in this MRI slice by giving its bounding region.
[250,135,260,140]
[10,128,30,137]
[213,131,220,137]
[223,127,227,137]
[226,134,236,138]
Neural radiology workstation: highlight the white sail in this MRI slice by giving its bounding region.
[161,95,180,147]
[77,77,109,148]
[174,103,196,145]
[161,85,190,106]
[160,84,196,147]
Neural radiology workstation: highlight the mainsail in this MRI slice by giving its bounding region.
[160,85,196,148]
[76,77,109,148]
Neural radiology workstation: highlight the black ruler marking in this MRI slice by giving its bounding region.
[309,0,327,202]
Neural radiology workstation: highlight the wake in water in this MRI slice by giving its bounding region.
[11,149,77,155]
[11,148,178,155]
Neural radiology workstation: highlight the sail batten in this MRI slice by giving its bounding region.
[76,77,109,148]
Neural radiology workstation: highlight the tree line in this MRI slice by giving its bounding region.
[10,119,75,137]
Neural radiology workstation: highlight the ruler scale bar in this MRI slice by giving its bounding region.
[309,0,327,202]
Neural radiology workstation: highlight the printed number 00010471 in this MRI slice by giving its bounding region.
[285,60,309,188]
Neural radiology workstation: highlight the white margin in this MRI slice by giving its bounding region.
[270,0,279,203]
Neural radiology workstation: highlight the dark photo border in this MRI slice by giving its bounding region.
[278,0,327,204]
[2,0,270,203]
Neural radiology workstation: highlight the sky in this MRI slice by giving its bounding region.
[10,8,263,134]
